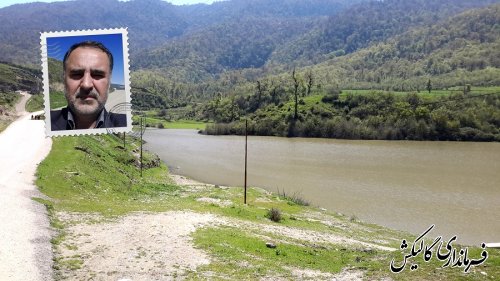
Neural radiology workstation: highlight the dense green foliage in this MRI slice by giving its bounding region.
[132,0,361,82]
[0,0,355,66]
[133,0,500,82]
[271,0,500,66]
[129,2,500,126]
[175,0,359,28]
[205,91,500,141]
[133,17,321,82]
[308,4,500,91]
[1,0,499,141]
[0,0,187,66]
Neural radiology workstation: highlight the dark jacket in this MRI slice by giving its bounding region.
[50,107,127,131]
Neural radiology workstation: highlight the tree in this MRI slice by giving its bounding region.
[292,68,300,120]
[305,70,314,96]
[464,84,471,94]
[255,80,265,109]
[158,109,167,117]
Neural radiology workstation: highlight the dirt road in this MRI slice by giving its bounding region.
[105,89,127,112]
[0,92,53,280]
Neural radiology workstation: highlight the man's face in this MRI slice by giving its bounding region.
[64,46,111,117]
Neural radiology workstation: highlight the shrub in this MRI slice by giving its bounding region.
[266,208,282,223]
[115,151,135,165]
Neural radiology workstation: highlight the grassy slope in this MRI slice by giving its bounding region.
[0,62,40,95]
[35,134,499,280]
[279,86,500,119]
[49,91,66,110]
[133,112,210,130]
[25,94,44,112]
[0,92,21,132]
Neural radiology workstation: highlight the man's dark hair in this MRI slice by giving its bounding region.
[63,40,114,72]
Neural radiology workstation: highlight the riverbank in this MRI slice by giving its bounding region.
[35,134,499,280]
[143,128,500,246]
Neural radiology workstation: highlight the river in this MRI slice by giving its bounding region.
[143,129,500,246]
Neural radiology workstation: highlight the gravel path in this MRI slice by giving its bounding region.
[0,92,53,280]
[56,211,223,280]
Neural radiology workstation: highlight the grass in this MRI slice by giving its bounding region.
[26,94,44,112]
[0,92,21,133]
[35,134,181,216]
[162,119,210,129]
[34,133,500,280]
[190,226,383,279]
[342,85,500,98]
[277,188,310,206]
[0,63,39,90]
[191,225,500,280]
[133,114,209,130]
[49,91,66,109]
[0,92,20,108]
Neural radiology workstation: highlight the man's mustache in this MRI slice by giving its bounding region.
[75,91,99,99]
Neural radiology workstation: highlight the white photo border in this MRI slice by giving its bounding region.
[40,28,132,137]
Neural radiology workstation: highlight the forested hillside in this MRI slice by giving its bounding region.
[0,0,499,141]
[194,3,500,141]
[269,0,500,66]
[130,0,367,82]
[173,0,361,30]
[308,3,500,91]
[136,0,500,81]
[130,2,500,109]
[133,17,322,82]
[0,0,186,66]
[0,0,358,67]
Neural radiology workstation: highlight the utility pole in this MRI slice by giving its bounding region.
[244,119,248,204]
[140,117,144,177]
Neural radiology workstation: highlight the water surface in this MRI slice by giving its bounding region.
[144,129,500,245]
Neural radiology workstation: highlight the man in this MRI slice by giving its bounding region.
[51,41,126,130]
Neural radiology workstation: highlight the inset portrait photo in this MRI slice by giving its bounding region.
[41,28,132,137]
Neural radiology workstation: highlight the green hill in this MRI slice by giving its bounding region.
[0,0,499,142]
[0,0,186,66]
[304,3,500,91]
[173,0,361,29]
[0,62,41,93]
[268,0,500,66]
[48,58,63,85]
[0,0,358,67]
[133,17,323,82]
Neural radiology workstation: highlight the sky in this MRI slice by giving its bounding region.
[0,0,221,9]
[46,33,126,85]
